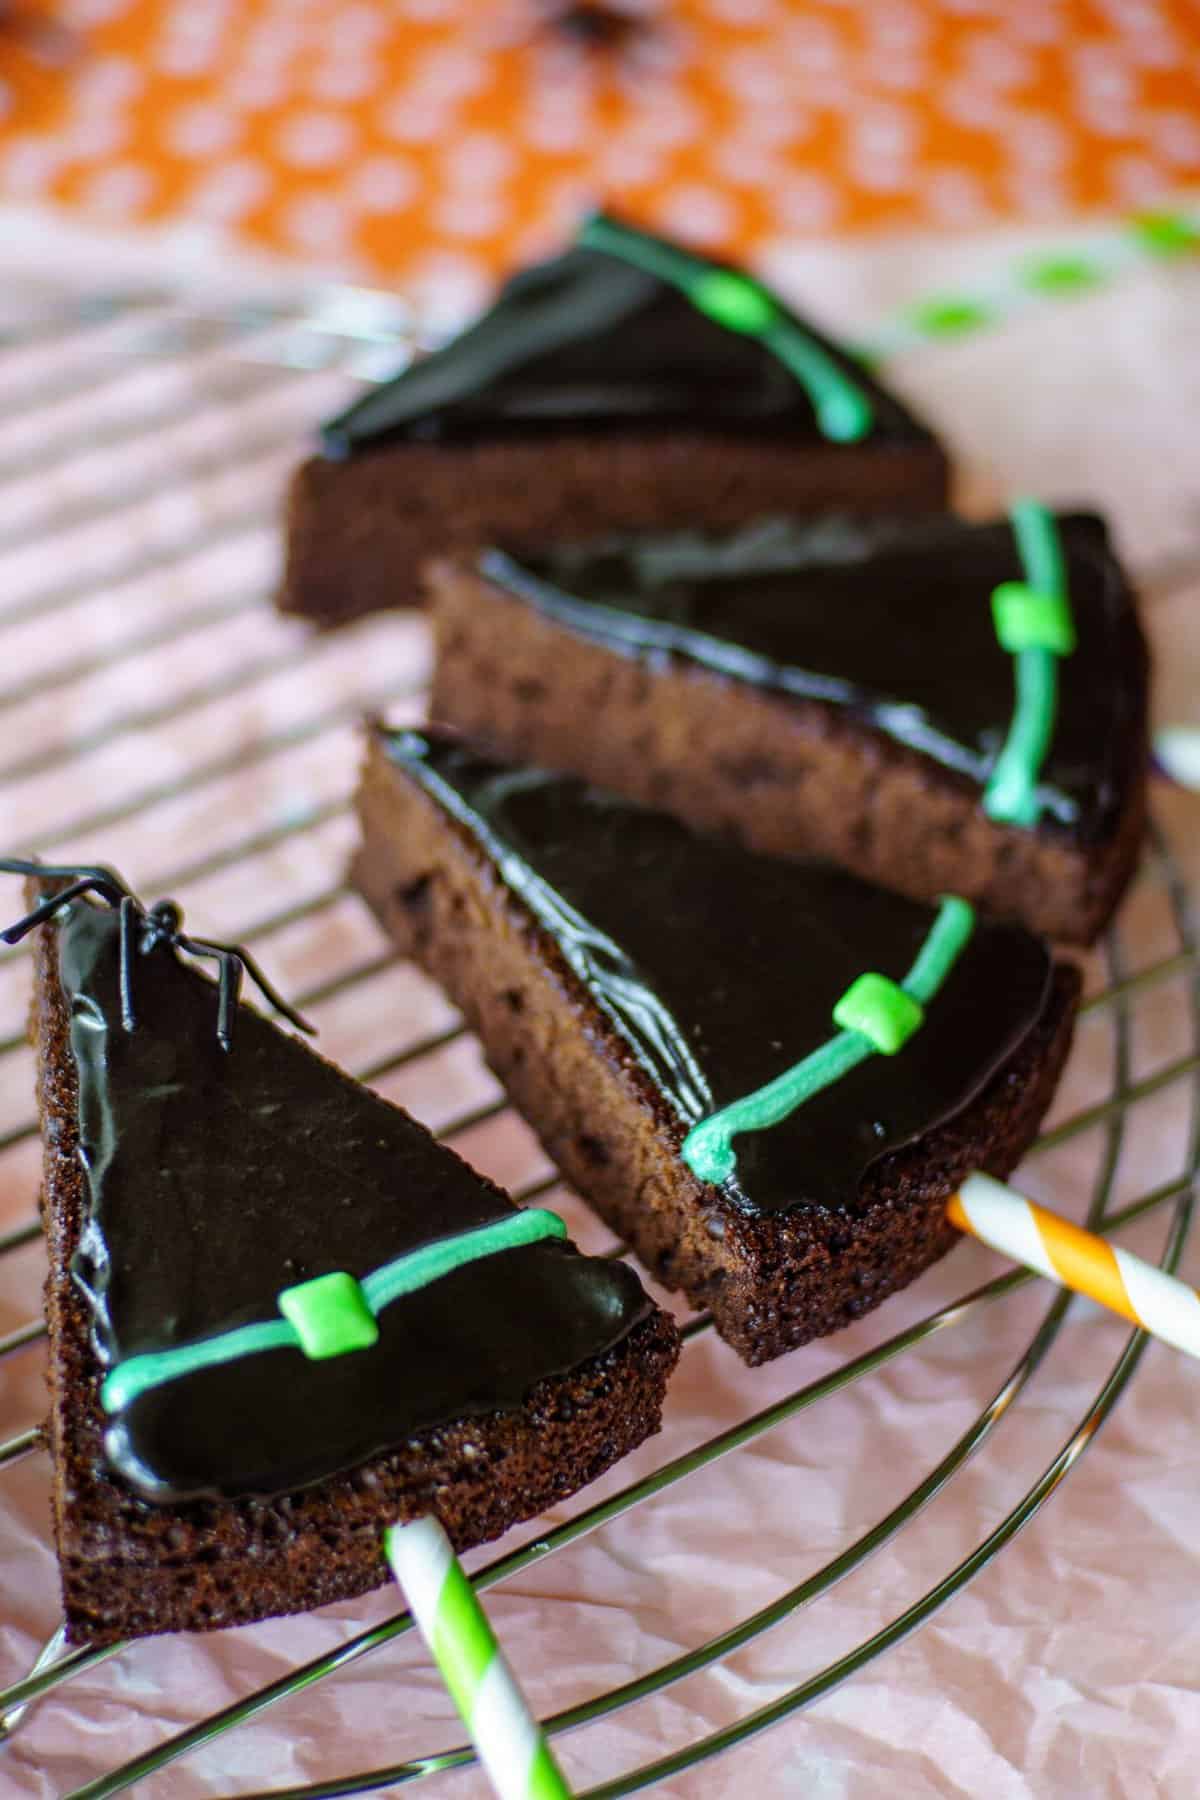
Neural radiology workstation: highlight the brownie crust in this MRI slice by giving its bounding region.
[31,919,678,1646]
[353,731,1081,1367]
[279,430,949,627]
[427,560,1147,945]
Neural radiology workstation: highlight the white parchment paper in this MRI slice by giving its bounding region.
[0,214,1198,1798]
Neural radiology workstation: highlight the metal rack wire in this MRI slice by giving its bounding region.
[0,290,1197,1798]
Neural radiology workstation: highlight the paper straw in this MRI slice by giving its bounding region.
[949,1172,1200,1358]
[384,1515,572,1800]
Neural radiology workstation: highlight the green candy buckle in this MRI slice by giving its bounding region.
[277,1270,380,1360]
[832,972,924,1054]
[991,581,1076,656]
[689,269,778,335]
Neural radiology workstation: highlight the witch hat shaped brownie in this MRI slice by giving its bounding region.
[279,211,947,628]
[352,728,1080,1367]
[4,861,677,1644]
[428,503,1149,943]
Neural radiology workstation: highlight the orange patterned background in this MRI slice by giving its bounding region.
[2,0,1199,290]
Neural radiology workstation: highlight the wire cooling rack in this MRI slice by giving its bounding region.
[0,288,1198,1798]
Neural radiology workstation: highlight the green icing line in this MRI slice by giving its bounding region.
[578,213,873,444]
[1011,494,1066,597]
[102,1319,297,1416]
[682,896,976,1186]
[982,649,1058,826]
[983,500,1073,829]
[360,1209,567,1311]
[100,1209,568,1414]
[579,212,700,290]
[760,321,872,444]
[682,1032,874,1186]
[901,894,976,1004]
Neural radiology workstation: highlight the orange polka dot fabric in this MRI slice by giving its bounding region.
[1,0,1198,290]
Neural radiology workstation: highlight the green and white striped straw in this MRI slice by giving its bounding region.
[1154,727,1200,792]
[385,1515,572,1800]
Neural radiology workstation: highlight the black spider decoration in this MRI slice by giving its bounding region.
[0,5,77,65]
[0,858,315,1053]
[539,2,653,56]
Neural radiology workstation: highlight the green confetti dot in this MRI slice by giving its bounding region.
[1023,254,1103,294]
[1129,211,1200,257]
[690,269,778,335]
[908,297,993,338]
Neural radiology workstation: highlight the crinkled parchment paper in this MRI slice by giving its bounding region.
[1,218,1199,1797]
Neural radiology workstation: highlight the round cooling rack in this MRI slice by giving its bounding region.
[0,288,1198,1799]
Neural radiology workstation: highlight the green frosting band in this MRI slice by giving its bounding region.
[100,1209,569,1414]
[899,893,976,1003]
[681,896,976,1185]
[578,213,874,444]
[983,501,1075,829]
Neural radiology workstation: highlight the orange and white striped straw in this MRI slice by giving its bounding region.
[949,1172,1200,1356]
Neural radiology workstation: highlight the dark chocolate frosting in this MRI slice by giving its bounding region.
[382,728,1054,1217]
[322,226,931,457]
[480,510,1141,842]
[54,900,650,1503]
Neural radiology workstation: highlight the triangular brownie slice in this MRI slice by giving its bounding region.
[12,866,677,1644]
[428,508,1148,943]
[279,213,947,627]
[353,728,1079,1366]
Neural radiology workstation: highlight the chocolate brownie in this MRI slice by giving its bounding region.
[352,728,1080,1366]
[428,509,1149,943]
[8,864,677,1644]
[279,213,948,628]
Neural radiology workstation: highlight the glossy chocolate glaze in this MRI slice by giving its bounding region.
[480,511,1138,842]
[382,729,1054,1216]
[54,901,650,1503]
[322,239,931,456]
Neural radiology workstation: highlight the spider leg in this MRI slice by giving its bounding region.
[228,945,315,1037]
[173,937,245,1051]
[117,895,140,1034]
[0,858,130,893]
[1,876,129,945]
[215,951,243,1054]
[179,934,316,1040]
